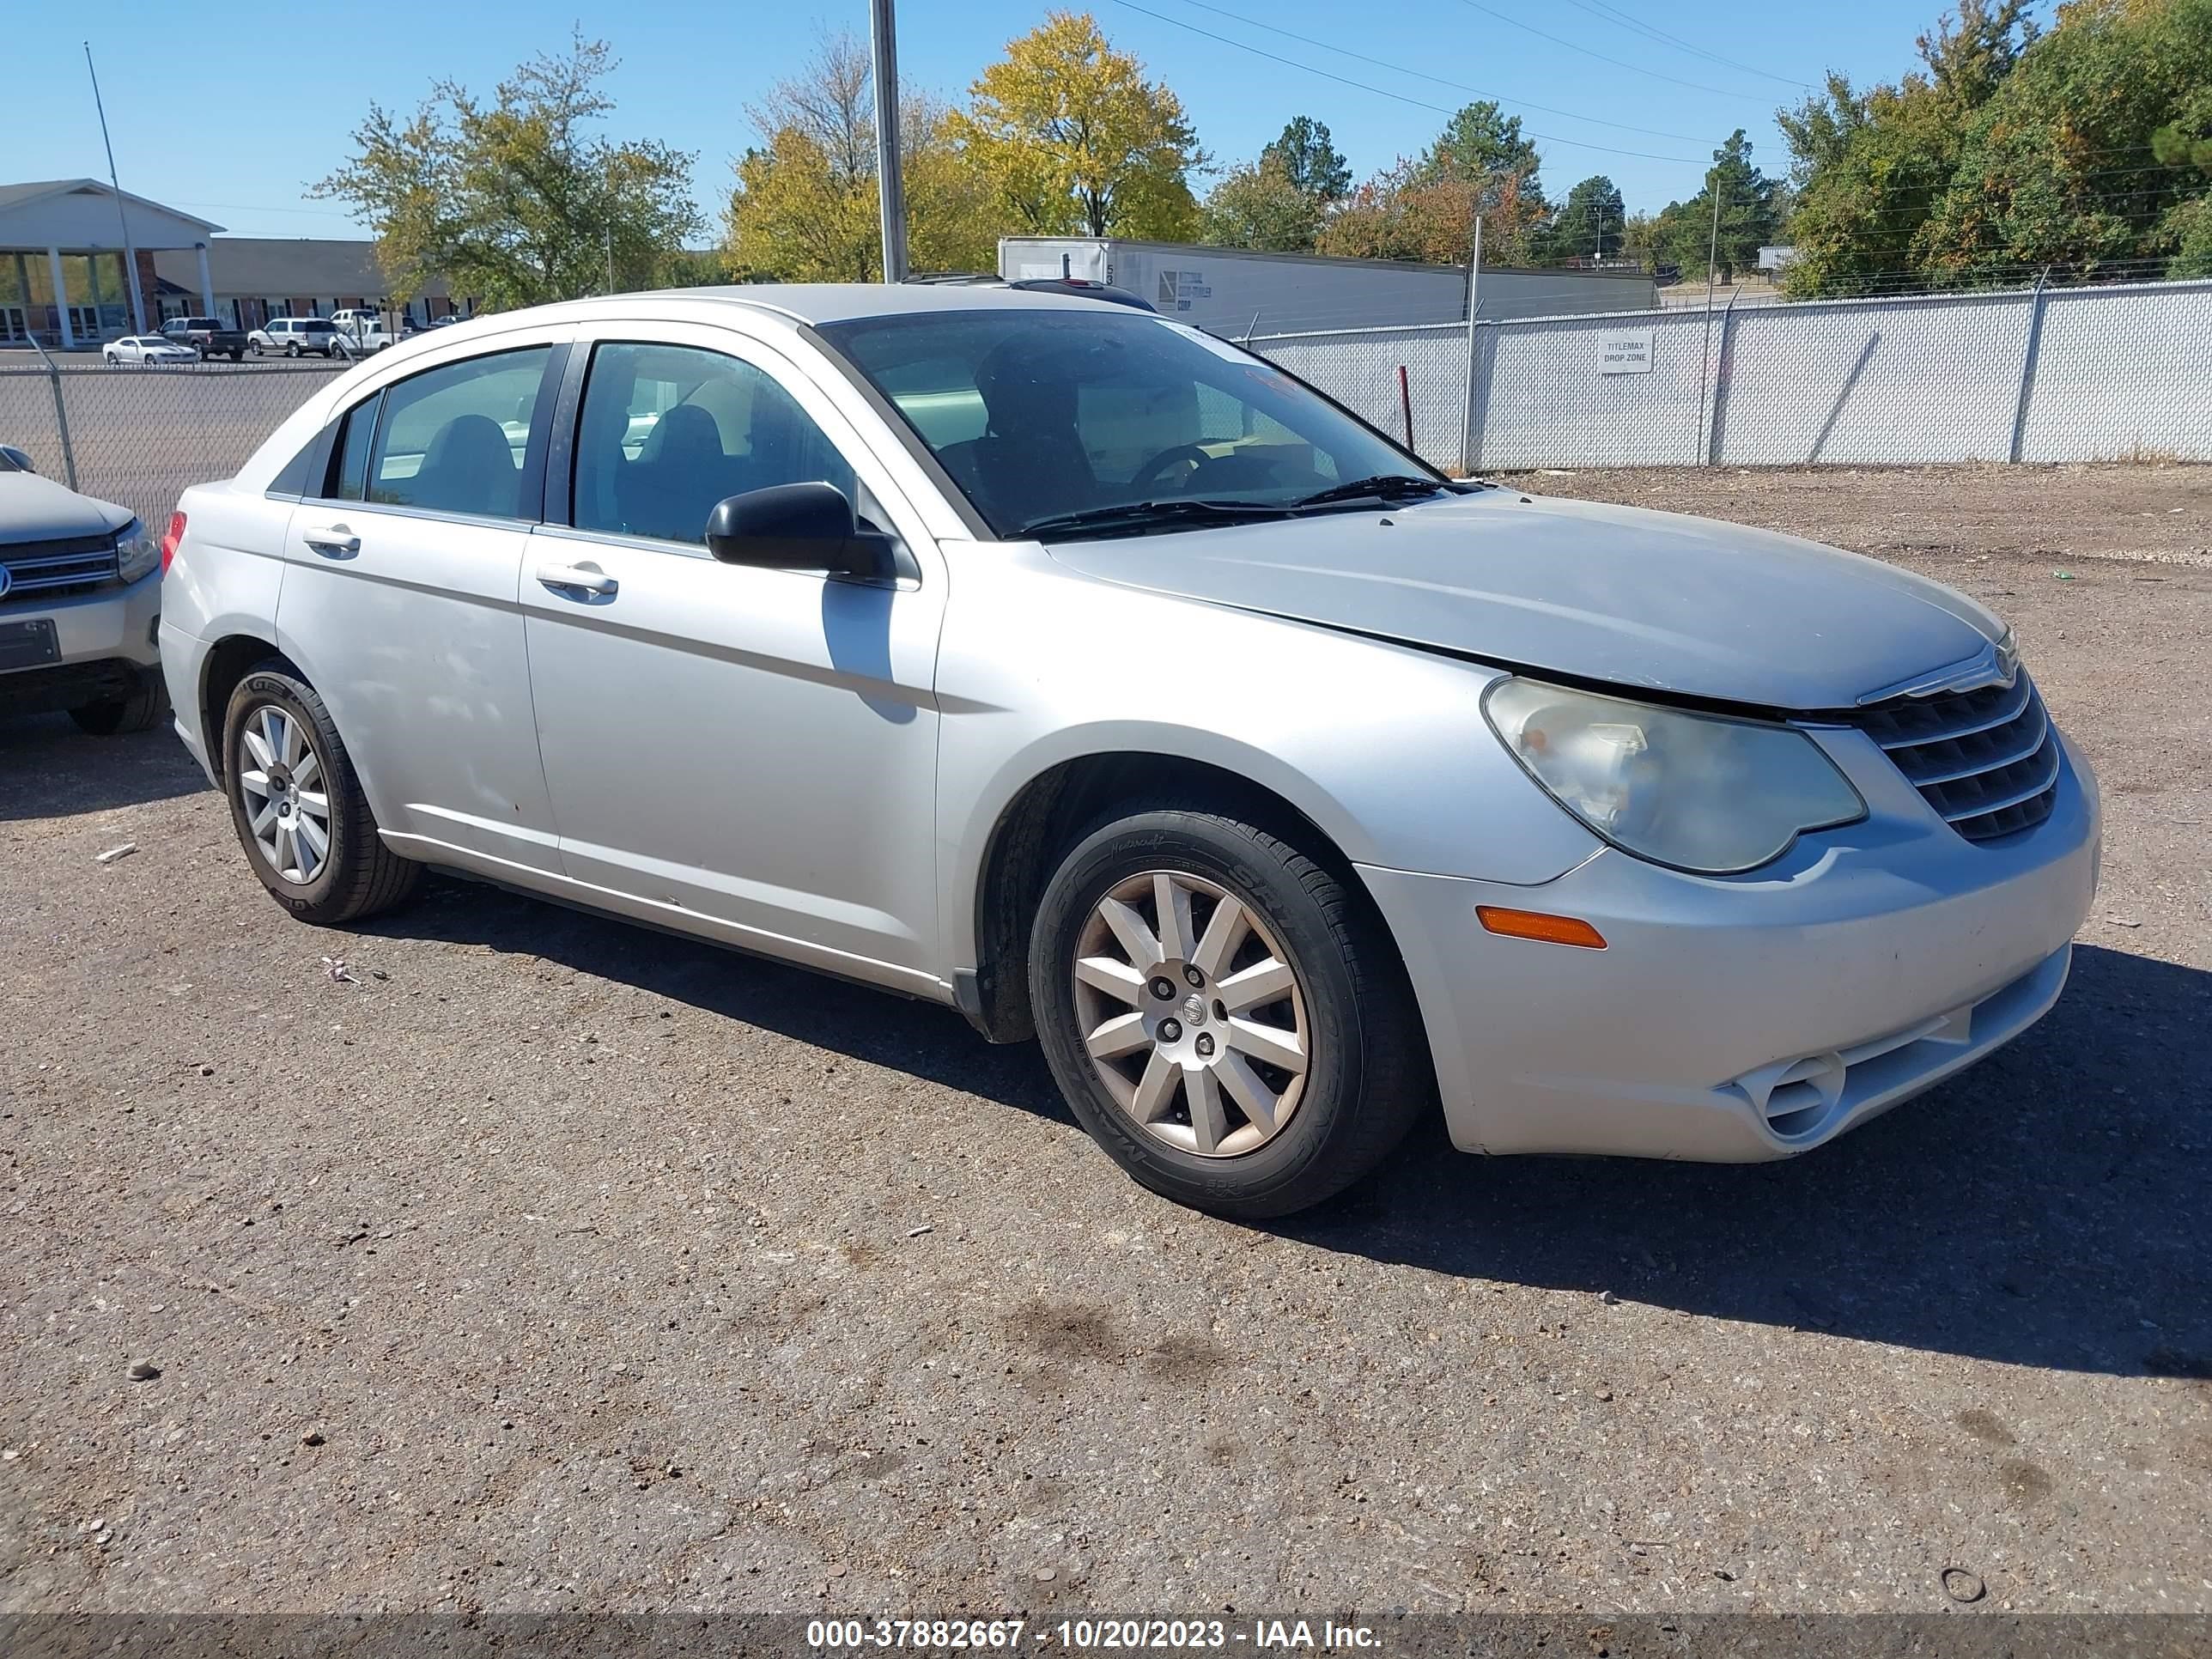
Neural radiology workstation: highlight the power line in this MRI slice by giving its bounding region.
[1451,0,1773,101]
[1553,0,1813,90]
[1157,0,1708,143]
[164,199,366,222]
[1107,0,1706,163]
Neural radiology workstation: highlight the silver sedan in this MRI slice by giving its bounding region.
[156,286,2099,1217]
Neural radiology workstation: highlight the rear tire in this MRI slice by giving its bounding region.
[220,663,421,926]
[285,341,301,358]
[1029,805,1430,1219]
[69,673,168,736]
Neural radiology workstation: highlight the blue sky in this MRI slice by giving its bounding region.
[14,0,1962,240]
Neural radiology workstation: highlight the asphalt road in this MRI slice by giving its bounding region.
[2,467,2208,1617]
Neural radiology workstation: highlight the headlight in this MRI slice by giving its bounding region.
[115,520,161,585]
[1482,678,1865,874]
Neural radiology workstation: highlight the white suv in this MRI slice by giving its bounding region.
[0,447,168,732]
[249,318,347,358]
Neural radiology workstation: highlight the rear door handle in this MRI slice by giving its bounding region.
[303,526,360,556]
[536,562,617,596]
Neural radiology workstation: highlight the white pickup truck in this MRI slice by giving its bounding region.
[328,309,398,354]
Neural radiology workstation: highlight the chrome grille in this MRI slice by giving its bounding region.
[1,535,121,605]
[1856,672,2060,842]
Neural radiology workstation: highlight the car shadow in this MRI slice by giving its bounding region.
[361,872,1077,1123]
[0,714,210,821]
[1301,942,2211,1381]
[372,876,2209,1382]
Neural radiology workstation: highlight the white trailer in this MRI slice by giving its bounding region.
[1000,238,1653,336]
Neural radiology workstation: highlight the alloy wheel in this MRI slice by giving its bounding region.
[236,703,331,884]
[1071,869,1310,1158]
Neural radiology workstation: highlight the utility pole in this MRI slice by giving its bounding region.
[84,43,146,334]
[1460,216,1484,474]
[1696,165,1726,465]
[870,0,908,283]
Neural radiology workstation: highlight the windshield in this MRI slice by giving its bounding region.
[817,308,1441,538]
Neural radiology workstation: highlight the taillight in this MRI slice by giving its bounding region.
[160,511,186,574]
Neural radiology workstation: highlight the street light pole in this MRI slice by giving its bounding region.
[870,0,908,283]
[84,43,146,334]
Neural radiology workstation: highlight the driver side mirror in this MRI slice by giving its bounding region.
[0,445,34,474]
[704,483,896,584]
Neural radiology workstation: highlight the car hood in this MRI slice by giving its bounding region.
[1043,490,2005,710]
[0,470,133,543]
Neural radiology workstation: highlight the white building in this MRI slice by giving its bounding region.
[0,179,222,348]
[1,177,470,349]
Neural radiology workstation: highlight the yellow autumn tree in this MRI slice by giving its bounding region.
[725,31,1003,280]
[947,12,1204,240]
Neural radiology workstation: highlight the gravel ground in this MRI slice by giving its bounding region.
[3,464,2208,1618]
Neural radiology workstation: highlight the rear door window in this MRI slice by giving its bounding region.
[367,347,552,519]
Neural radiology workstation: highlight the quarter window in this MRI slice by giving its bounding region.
[331,392,380,501]
[572,342,856,546]
[367,346,551,519]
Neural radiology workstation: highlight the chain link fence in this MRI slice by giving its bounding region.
[1249,276,2212,472]
[0,356,343,528]
[4,280,2204,530]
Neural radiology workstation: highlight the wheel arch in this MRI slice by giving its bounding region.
[197,633,296,781]
[962,749,1425,1073]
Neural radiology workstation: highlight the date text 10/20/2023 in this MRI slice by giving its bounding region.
[805,1619,1381,1650]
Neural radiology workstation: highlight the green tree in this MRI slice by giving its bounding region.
[1202,116,1351,251]
[1915,0,2212,284]
[1778,71,1962,295]
[948,12,1205,240]
[1201,156,1323,251]
[1540,174,1627,261]
[1654,130,1781,283]
[1263,116,1352,203]
[1778,0,2212,295]
[1916,0,2040,111]
[1422,101,1543,203]
[1318,100,1548,266]
[314,33,702,312]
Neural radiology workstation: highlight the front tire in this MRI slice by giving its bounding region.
[1029,805,1429,1219]
[69,673,168,736]
[220,663,421,925]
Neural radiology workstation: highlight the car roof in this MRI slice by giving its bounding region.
[613,283,1149,326]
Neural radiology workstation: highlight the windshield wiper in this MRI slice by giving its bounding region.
[1291,474,1449,508]
[1017,498,1294,540]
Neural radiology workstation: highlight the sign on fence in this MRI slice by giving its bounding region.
[1598,328,1655,374]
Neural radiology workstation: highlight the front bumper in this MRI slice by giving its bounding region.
[1361,728,2101,1161]
[0,568,163,713]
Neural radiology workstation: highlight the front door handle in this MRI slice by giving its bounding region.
[536,562,617,597]
[303,526,360,556]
